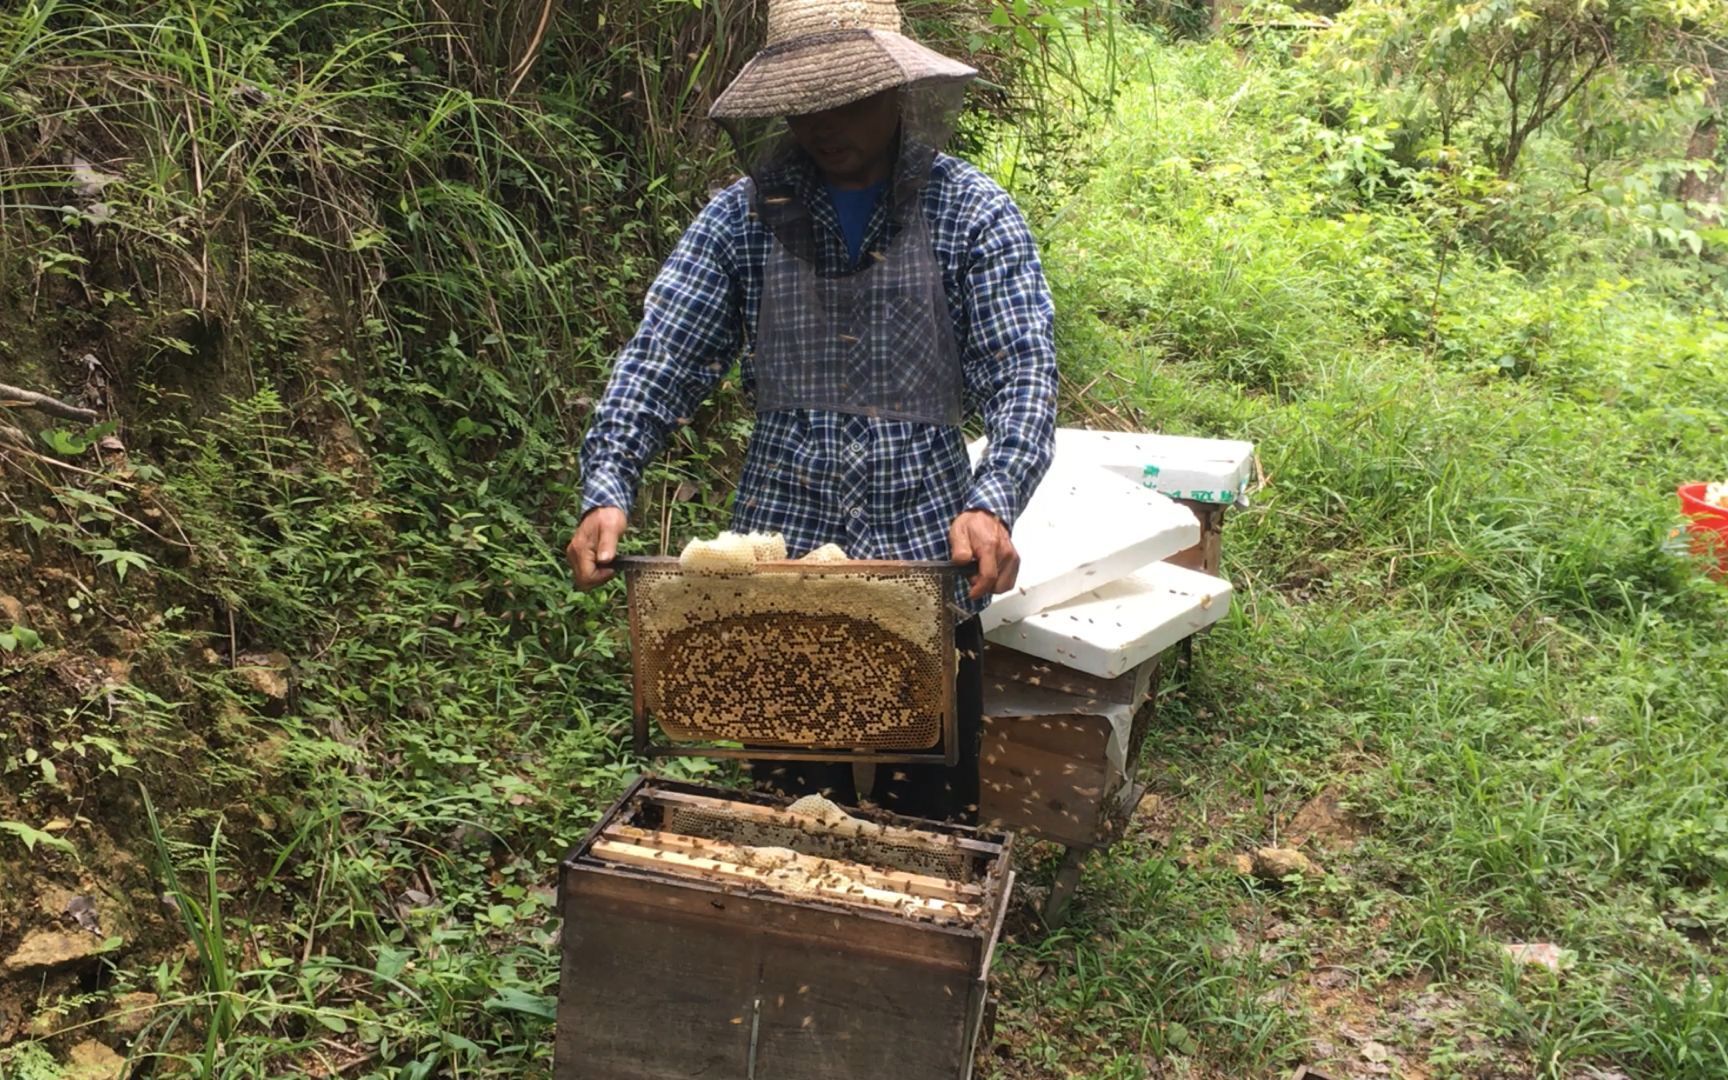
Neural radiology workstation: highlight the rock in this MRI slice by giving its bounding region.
[70,157,118,199]
[65,1039,127,1079]
[107,991,158,1038]
[234,651,291,700]
[1132,793,1163,821]
[66,894,103,935]
[1251,847,1315,880]
[0,594,25,625]
[1502,942,1568,972]
[1285,786,1365,850]
[34,882,81,919]
[2,928,107,973]
[97,657,130,685]
[1230,853,1255,875]
[27,1007,59,1038]
[1360,1039,1392,1063]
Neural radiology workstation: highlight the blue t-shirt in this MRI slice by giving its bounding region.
[826,180,886,265]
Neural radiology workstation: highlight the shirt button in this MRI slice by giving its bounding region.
[849,507,864,519]
[850,442,865,455]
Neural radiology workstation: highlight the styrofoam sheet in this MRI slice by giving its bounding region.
[986,562,1233,679]
[1004,429,1255,505]
[977,459,1199,633]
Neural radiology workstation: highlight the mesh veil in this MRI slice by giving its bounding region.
[716,76,972,265]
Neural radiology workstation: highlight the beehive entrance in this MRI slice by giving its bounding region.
[619,558,959,754]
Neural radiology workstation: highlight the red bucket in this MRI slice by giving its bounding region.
[1678,483,1728,578]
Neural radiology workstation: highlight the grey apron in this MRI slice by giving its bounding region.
[751,185,963,427]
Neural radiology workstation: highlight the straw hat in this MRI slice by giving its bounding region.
[710,0,977,119]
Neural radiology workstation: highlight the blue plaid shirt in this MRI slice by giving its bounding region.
[580,153,1057,611]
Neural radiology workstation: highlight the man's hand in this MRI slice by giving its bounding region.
[566,507,627,590]
[949,509,1020,602]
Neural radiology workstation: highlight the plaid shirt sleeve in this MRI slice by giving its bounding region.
[958,186,1058,532]
[580,188,745,517]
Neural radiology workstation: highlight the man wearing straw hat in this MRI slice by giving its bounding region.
[568,0,1058,821]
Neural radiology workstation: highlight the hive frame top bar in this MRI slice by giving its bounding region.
[608,555,975,572]
[614,555,968,766]
[561,777,1017,940]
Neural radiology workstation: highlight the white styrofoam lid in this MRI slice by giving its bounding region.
[978,460,1199,633]
[978,429,1253,505]
[986,562,1233,679]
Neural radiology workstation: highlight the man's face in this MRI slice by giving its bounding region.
[786,90,900,187]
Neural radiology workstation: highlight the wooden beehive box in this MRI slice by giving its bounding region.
[979,645,1162,849]
[557,779,1015,1080]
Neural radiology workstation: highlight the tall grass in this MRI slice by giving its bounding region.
[979,37,1728,1079]
[0,3,1127,1075]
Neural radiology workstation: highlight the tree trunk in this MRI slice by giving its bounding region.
[1677,116,1722,225]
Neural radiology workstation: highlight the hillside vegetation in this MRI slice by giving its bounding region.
[1,1,1725,1078]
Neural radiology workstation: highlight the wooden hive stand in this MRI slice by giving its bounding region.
[978,646,1167,927]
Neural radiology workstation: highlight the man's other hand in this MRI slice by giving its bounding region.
[567,507,627,590]
[949,509,1020,602]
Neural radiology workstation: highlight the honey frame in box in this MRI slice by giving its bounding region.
[613,555,968,766]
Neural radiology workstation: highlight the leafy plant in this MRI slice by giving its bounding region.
[1,818,75,854]
[0,624,42,653]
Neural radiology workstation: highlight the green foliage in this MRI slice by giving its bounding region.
[1126,0,1212,41]
[984,34,1728,1080]
[0,624,43,653]
[1318,0,1726,178]
[0,818,75,854]
[3,2,1725,1078]
[0,1043,64,1080]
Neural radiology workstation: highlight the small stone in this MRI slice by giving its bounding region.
[0,594,25,625]
[1230,853,1255,875]
[1251,846,1315,880]
[1285,786,1365,850]
[107,991,158,1038]
[1361,1039,1392,1063]
[2,928,108,973]
[65,1039,127,1079]
[1131,793,1162,821]
[66,894,102,934]
[234,651,291,700]
[1502,942,1568,972]
[35,883,80,919]
[98,657,130,685]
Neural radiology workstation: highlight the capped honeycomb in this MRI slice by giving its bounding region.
[623,561,954,750]
[664,796,970,880]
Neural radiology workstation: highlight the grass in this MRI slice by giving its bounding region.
[1,7,1725,1080]
[979,39,1728,1080]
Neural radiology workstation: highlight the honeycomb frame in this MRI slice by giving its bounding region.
[616,556,964,764]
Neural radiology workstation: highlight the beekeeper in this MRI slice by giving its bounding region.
[567,0,1057,821]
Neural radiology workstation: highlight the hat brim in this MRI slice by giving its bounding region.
[710,30,977,119]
